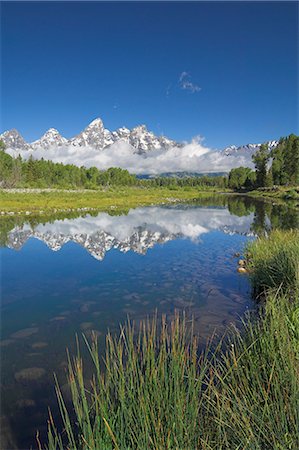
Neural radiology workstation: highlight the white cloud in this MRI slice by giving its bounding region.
[165,84,172,97]
[179,72,201,93]
[6,139,254,175]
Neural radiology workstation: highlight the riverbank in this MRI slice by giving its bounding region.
[45,229,299,449]
[245,185,299,201]
[1,186,298,217]
[0,187,228,215]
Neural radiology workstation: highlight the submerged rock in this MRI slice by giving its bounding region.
[0,339,15,347]
[50,316,66,322]
[237,267,247,274]
[16,398,36,408]
[31,342,48,349]
[80,322,94,330]
[15,367,46,382]
[10,327,39,339]
[80,303,92,312]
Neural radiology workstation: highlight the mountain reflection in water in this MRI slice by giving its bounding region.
[0,196,298,450]
[6,205,256,260]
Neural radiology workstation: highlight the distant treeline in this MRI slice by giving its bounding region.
[0,141,227,189]
[228,134,299,190]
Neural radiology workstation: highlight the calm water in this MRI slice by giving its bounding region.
[0,196,298,449]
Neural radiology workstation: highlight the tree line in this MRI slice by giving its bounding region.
[1,133,298,190]
[228,134,299,190]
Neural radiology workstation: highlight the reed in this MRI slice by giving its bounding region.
[45,229,299,449]
[45,292,299,449]
[246,229,299,296]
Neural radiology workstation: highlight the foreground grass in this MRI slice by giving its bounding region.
[246,229,299,297]
[45,294,299,450]
[44,229,299,450]
[0,187,225,214]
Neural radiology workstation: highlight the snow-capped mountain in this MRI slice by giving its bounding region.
[0,118,280,174]
[221,140,278,157]
[0,129,31,151]
[0,118,177,154]
[68,118,113,150]
[31,128,67,149]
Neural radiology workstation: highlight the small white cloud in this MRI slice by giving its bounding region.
[166,84,172,97]
[179,71,189,82]
[179,72,201,93]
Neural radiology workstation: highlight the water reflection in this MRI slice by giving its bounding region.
[5,205,255,260]
[2,196,298,260]
[0,195,298,449]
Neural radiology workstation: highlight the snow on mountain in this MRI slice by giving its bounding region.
[68,118,110,150]
[31,128,68,149]
[0,129,31,151]
[221,140,278,158]
[0,118,177,154]
[0,118,279,174]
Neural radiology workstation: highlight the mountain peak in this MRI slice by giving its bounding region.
[2,128,21,137]
[86,118,104,128]
[45,128,60,134]
[31,128,67,149]
[0,128,30,150]
[132,124,148,133]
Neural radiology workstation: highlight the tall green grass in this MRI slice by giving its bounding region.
[45,296,299,450]
[44,229,299,450]
[246,229,299,297]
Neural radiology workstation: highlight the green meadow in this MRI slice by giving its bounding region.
[0,187,226,214]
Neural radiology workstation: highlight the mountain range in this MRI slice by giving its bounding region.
[0,118,177,155]
[0,118,278,174]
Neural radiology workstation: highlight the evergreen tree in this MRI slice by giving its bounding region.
[289,136,299,185]
[271,139,287,185]
[252,143,270,188]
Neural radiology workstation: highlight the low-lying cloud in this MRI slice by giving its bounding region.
[6,139,254,175]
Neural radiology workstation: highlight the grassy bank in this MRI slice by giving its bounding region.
[246,229,299,297]
[44,230,299,450]
[0,187,226,215]
[246,185,299,202]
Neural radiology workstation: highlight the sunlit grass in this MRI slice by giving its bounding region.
[246,229,299,296]
[0,187,222,214]
[45,290,299,450]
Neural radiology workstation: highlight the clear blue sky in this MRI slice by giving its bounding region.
[1,1,298,149]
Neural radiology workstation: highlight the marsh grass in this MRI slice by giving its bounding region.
[246,229,299,297]
[44,229,299,449]
[45,292,299,449]
[0,187,221,214]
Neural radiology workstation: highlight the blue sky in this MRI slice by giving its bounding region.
[1,1,298,149]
